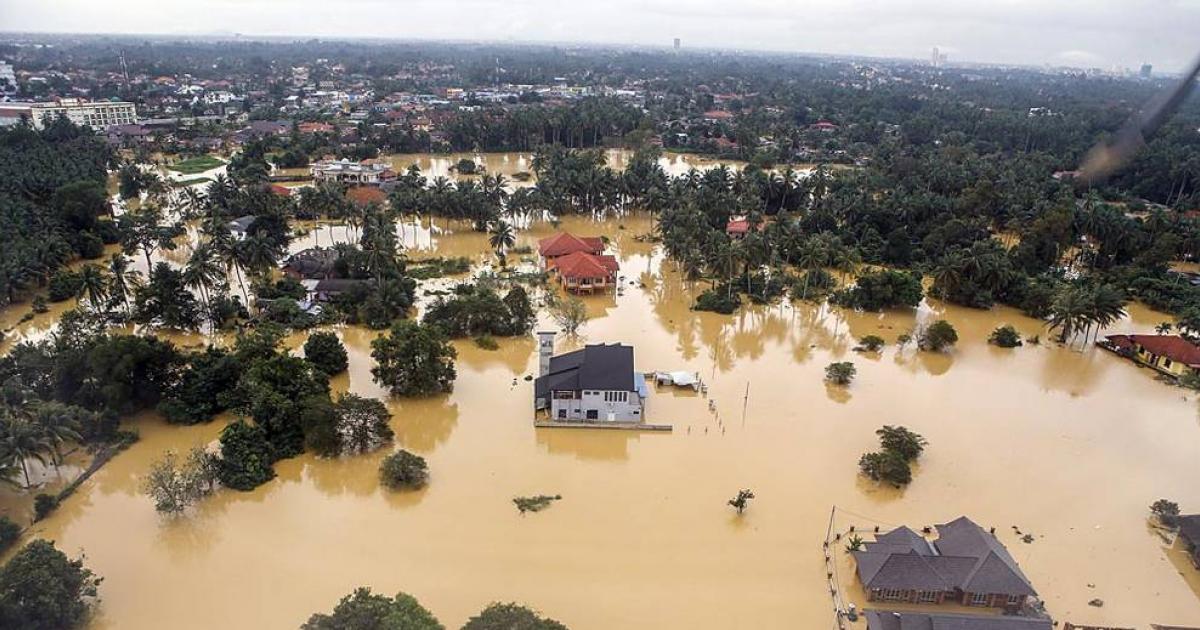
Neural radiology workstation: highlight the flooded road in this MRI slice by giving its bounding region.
[3,214,1200,629]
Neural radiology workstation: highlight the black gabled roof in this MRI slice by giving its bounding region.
[534,344,635,397]
[865,610,1051,630]
[935,517,1036,597]
[1178,514,1200,547]
[854,516,1036,597]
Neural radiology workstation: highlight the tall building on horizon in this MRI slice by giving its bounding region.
[1140,63,1153,78]
[931,46,947,68]
[673,38,681,52]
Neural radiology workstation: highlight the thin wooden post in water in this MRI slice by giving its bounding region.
[741,381,750,427]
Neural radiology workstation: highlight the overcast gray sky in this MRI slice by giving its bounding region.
[2,0,1199,72]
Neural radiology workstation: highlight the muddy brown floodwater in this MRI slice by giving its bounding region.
[274,148,807,183]
[3,213,1200,630]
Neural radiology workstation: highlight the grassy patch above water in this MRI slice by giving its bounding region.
[167,155,226,174]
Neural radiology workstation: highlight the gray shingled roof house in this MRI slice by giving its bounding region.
[533,338,647,422]
[854,516,1036,611]
[1178,514,1200,568]
[227,215,256,239]
[865,611,1051,630]
[282,247,340,280]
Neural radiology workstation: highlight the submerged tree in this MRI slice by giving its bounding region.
[371,321,457,396]
[215,420,275,491]
[988,325,1023,348]
[855,335,885,352]
[302,587,444,630]
[824,362,856,385]
[917,320,958,352]
[728,489,755,515]
[487,220,517,269]
[0,539,102,630]
[462,603,569,630]
[335,394,394,455]
[379,450,429,490]
[549,295,588,336]
[1151,498,1181,527]
[141,447,219,514]
[303,331,349,376]
[859,425,928,487]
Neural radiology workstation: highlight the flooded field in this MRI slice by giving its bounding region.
[3,213,1200,629]
[275,148,781,183]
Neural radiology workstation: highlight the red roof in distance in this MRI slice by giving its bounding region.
[346,186,387,207]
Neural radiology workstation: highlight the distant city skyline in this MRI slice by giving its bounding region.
[1,0,1199,73]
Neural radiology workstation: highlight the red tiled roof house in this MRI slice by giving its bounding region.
[538,232,617,294]
[548,251,619,294]
[538,232,604,262]
[725,216,763,240]
[1102,334,1200,378]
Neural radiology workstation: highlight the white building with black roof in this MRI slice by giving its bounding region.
[534,332,648,422]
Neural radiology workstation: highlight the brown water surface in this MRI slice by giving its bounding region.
[2,215,1199,629]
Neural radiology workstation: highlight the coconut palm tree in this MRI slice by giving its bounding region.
[1083,284,1128,344]
[215,235,251,306]
[76,264,109,312]
[1047,286,1090,346]
[175,186,207,221]
[183,243,224,312]
[0,414,52,489]
[239,233,281,280]
[106,253,141,315]
[794,239,828,300]
[31,404,81,471]
[488,220,517,269]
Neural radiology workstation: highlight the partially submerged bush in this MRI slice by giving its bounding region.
[856,335,885,352]
[141,447,219,514]
[825,362,856,385]
[988,325,1022,348]
[694,289,738,314]
[1151,498,1181,527]
[918,319,958,352]
[380,450,428,490]
[302,587,443,630]
[859,425,927,487]
[514,494,561,514]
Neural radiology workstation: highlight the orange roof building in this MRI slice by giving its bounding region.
[548,251,619,294]
[346,186,387,207]
[725,216,763,239]
[537,232,604,260]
